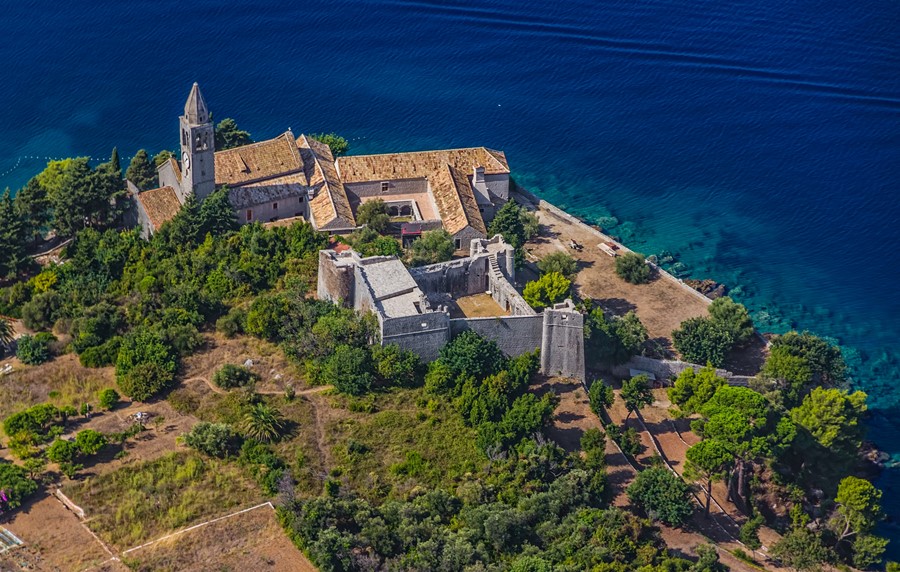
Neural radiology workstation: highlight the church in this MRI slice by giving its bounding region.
[131,83,511,245]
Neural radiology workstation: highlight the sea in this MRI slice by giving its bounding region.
[1,0,899,551]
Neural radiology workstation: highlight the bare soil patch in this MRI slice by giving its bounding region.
[0,492,124,572]
[121,504,314,572]
[449,293,508,319]
[531,376,598,452]
[526,206,710,349]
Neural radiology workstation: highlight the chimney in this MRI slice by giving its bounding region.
[473,165,485,184]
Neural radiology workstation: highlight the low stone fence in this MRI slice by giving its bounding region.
[611,355,751,386]
[54,488,85,520]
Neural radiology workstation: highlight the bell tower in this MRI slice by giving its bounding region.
[178,82,216,202]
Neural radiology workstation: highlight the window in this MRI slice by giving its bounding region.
[381,182,389,193]
[299,196,304,203]
[454,238,461,249]
[273,202,278,210]
[246,210,252,221]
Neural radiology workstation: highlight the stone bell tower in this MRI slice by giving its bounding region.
[178,82,216,202]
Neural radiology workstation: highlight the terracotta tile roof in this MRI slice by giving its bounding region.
[431,164,487,236]
[335,147,510,184]
[136,186,181,232]
[167,157,182,183]
[214,131,303,187]
[297,135,355,230]
[228,172,308,209]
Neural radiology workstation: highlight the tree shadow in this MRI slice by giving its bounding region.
[646,337,675,359]
[595,297,638,316]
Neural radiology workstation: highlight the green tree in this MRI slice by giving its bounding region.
[215,118,253,150]
[97,388,120,410]
[588,380,615,417]
[320,345,374,395]
[790,388,867,479]
[75,429,107,455]
[615,252,650,284]
[690,544,727,572]
[668,366,727,414]
[685,439,733,516]
[621,374,653,420]
[309,133,349,157]
[371,343,421,388]
[0,190,28,278]
[242,403,286,443]
[708,296,754,345]
[20,290,61,330]
[115,328,177,401]
[153,149,174,168]
[852,535,889,570]
[356,199,391,234]
[438,330,507,382]
[672,317,734,367]
[197,187,238,237]
[347,227,402,257]
[183,422,239,457]
[537,251,578,279]
[488,200,527,248]
[0,460,38,508]
[126,149,157,190]
[407,229,455,266]
[13,177,51,246]
[583,307,648,367]
[626,466,694,527]
[770,528,830,572]
[830,476,882,542]
[46,438,78,464]
[109,147,121,175]
[756,345,814,407]
[770,331,846,386]
[523,272,571,311]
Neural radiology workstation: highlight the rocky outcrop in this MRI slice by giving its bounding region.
[684,278,727,300]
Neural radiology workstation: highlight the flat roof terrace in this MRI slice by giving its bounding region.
[447,293,509,319]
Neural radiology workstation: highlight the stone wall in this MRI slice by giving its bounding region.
[317,251,354,305]
[450,315,544,358]
[541,302,585,380]
[489,271,535,316]
[610,355,749,386]
[382,312,450,362]
[240,194,307,224]
[409,257,491,299]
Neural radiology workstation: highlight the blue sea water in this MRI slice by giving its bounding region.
[2,0,899,550]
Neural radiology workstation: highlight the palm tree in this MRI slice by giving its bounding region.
[242,403,286,443]
[0,316,13,352]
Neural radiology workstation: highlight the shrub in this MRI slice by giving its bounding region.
[537,252,578,279]
[355,199,391,234]
[46,438,79,464]
[75,429,108,455]
[626,466,694,527]
[615,252,650,284]
[371,344,422,388]
[79,336,122,367]
[407,229,455,267]
[183,422,240,457]
[583,308,648,366]
[215,307,246,338]
[98,388,120,410]
[16,333,55,365]
[740,515,764,549]
[523,272,571,311]
[619,426,643,456]
[212,364,259,389]
[672,317,734,367]
[20,291,61,330]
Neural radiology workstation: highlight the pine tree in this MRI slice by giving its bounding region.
[125,149,157,190]
[110,147,121,176]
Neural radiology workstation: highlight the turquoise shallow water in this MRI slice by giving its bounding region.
[1,0,899,549]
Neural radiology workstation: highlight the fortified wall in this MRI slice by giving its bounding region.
[317,236,585,380]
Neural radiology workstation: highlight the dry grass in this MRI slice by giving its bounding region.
[121,504,314,572]
[67,451,262,550]
[180,333,308,393]
[0,354,115,435]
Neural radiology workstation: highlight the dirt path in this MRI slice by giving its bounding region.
[184,376,331,397]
